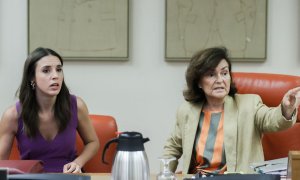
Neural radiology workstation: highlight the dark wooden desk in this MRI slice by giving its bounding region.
[86,173,190,180]
[87,173,286,180]
[8,173,285,180]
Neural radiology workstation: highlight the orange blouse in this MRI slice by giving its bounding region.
[189,110,227,175]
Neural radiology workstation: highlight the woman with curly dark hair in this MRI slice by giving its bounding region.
[162,47,300,175]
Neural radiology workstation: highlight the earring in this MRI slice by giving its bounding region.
[30,81,36,90]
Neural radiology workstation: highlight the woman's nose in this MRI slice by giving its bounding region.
[215,74,223,81]
[51,71,59,79]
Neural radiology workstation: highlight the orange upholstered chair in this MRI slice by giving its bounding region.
[233,72,300,160]
[8,139,20,160]
[9,114,118,173]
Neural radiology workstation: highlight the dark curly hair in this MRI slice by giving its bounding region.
[183,47,237,103]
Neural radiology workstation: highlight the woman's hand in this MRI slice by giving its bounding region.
[63,161,82,173]
[281,87,300,119]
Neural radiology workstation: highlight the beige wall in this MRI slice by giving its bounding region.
[0,0,299,173]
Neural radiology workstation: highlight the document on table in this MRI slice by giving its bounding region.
[250,157,288,176]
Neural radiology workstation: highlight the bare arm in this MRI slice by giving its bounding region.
[63,96,99,173]
[0,105,18,159]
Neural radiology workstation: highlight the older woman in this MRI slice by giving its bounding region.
[163,47,300,174]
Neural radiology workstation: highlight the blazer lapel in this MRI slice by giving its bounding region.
[183,102,203,173]
[223,96,238,171]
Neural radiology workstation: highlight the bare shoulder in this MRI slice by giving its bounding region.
[1,104,19,123]
[0,104,19,133]
[75,96,89,122]
[75,96,88,111]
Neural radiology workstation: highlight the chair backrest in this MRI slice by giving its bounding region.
[8,138,20,160]
[9,114,118,173]
[233,72,300,160]
[76,114,118,172]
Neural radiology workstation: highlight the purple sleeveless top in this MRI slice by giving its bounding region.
[16,95,78,172]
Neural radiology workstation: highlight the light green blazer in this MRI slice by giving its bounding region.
[163,94,296,174]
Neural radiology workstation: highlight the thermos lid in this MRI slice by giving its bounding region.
[102,131,150,164]
[117,131,150,151]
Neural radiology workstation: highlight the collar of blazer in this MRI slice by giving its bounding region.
[223,96,238,171]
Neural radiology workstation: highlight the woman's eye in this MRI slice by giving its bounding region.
[42,69,49,73]
[222,70,229,75]
[57,68,62,72]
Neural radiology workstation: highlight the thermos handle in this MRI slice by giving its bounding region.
[143,137,150,143]
[102,138,118,164]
